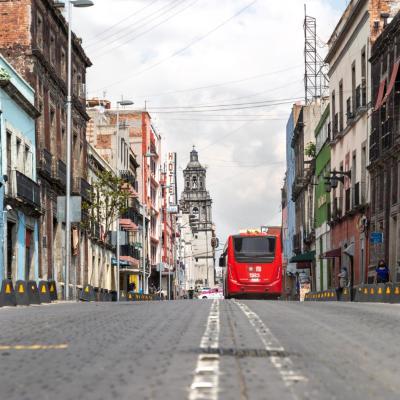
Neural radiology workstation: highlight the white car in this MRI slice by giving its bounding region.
[199,287,224,299]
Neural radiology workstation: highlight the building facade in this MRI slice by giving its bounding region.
[86,100,143,293]
[282,104,302,297]
[324,0,398,287]
[0,55,40,282]
[369,11,400,281]
[0,0,92,297]
[314,105,332,291]
[290,101,323,290]
[86,143,118,292]
[180,148,215,288]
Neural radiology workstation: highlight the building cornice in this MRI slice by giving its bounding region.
[325,0,367,64]
[0,79,40,118]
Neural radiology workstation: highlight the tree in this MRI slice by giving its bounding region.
[82,170,130,242]
[304,142,316,158]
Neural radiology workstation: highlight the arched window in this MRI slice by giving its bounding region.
[192,207,199,215]
[186,180,190,188]
[192,176,197,189]
[200,179,203,188]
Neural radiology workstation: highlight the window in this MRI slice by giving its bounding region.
[233,236,276,263]
[24,145,30,176]
[351,61,356,113]
[50,32,56,66]
[61,49,66,81]
[36,13,43,50]
[392,160,398,205]
[16,138,21,162]
[192,176,197,189]
[339,80,344,131]
[6,131,12,177]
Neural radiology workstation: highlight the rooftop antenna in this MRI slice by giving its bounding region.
[304,4,329,104]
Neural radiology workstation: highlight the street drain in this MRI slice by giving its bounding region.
[194,348,288,358]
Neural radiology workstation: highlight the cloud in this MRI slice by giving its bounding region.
[74,0,343,245]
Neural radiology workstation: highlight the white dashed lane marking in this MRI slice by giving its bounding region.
[189,300,220,400]
[234,300,307,387]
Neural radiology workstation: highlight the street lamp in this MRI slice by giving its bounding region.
[142,151,156,294]
[54,0,94,301]
[116,99,134,302]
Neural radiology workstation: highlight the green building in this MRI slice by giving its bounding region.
[314,105,332,291]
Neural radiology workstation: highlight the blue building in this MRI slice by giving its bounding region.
[0,55,40,282]
[283,105,302,275]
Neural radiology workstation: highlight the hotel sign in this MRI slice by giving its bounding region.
[167,152,178,212]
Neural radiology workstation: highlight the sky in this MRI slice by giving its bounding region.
[73,0,348,247]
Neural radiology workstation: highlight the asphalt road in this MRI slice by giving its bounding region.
[1,300,399,400]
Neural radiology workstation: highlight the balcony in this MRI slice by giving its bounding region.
[331,197,342,221]
[9,170,41,209]
[121,207,141,225]
[355,84,367,111]
[120,244,141,261]
[52,159,67,187]
[120,170,139,196]
[73,177,92,203]
[37,148,52,178]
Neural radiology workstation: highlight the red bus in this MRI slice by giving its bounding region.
[219,227,282,299]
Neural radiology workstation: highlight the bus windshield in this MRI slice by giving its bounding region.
[233,236,276,263]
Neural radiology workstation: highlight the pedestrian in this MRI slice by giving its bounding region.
[375,259,390,284]
[336,267,348,300]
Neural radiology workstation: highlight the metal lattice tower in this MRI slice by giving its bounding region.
[304,5,329,103]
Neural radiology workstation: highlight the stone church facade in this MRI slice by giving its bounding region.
[180,148,215,288]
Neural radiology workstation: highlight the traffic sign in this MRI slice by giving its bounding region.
[370,232,383,244]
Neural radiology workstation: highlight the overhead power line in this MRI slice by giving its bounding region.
[132,66,303,99]
[149,97,303,113]
[84,0,161,45]
[93,0,258,92]
[89,0,194,56]
[148,96,303,110]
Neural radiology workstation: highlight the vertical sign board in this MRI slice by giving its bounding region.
[167,152,178,212]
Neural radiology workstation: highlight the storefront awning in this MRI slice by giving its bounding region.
[320,248,341,259]
[289,251,315,263]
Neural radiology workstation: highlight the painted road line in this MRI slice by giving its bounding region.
[234,300,307,387]
[0,344,68,351]
[189,300,220,400]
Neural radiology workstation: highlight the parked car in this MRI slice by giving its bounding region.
[198,287,224,299]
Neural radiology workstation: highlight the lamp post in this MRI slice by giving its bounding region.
[142,152,155,294]
[55,0,94,301]
[115,99,134,302]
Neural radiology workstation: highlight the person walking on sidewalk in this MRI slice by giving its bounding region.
[336,267,348,300]
[375,260,390,284]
